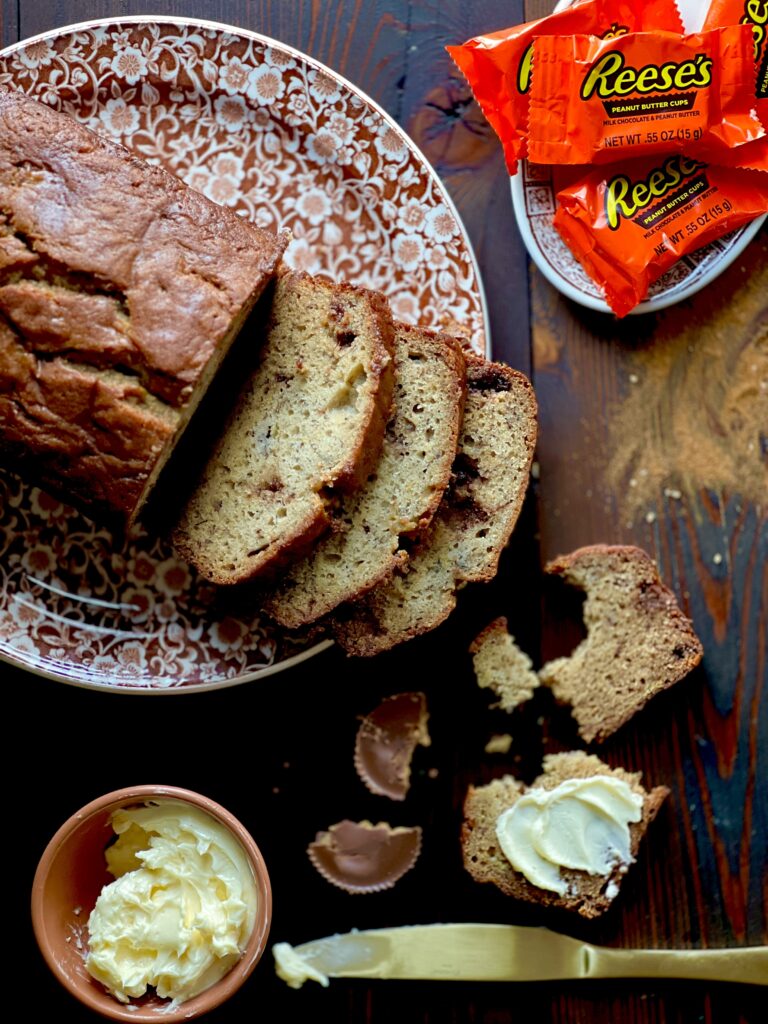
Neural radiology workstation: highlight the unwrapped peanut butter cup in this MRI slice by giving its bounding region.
[307,820,422,893]
[354,692,431,800]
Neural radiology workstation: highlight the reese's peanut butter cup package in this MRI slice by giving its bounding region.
[528,26,764,166]
[446,0,684,174]
[704,0,768,170]
[553,154,768,316]
[706,0,768,96]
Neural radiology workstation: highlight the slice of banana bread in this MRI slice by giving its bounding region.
[470,617,540,712]
[0,90,285,525]
[333,356,537,656]
[263,325,466,627]
[539,545,704,743]
[462,751,669,919]
[172,273,395,584]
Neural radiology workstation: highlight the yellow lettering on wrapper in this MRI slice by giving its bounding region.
[581,50,713,101]
[605,156,706,230]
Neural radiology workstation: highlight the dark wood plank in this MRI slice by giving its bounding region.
[0,0,17,47]
[398,1,531,376]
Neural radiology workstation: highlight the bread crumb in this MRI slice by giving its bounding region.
[629,373,639,384]
[713,553,723,565]
[645,511,656,524]
[664,488,682,500]
[484,734,513,755]
[531,461,540,480]
[427,767,439,779]
[470,618,539,713]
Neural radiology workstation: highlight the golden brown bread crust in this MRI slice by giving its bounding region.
[462,752,669,919]
[0,89,285,524]
[540,544,704,743]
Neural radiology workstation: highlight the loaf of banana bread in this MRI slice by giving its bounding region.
[0,89,285,525]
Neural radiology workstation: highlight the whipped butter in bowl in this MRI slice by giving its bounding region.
[32,786,271,1022]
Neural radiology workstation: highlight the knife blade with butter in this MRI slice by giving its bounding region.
[273,924,767,988]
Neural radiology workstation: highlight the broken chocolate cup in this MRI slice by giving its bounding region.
[354,692,430,800]
[307,820,422,893]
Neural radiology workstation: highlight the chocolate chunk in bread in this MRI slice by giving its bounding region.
[470,617,540,712]
[264,325,465,626]
[333,355,537,655]
[172,273,395,584]
[462,751,669,919]
[0,90,285,525]
[539,545,704,743]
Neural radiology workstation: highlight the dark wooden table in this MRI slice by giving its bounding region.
[3,1,765,1021]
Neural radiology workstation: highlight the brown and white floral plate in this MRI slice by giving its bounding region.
[0,16,489,693]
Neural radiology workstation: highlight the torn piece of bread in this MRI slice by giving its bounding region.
[470,617,540,712]
[0,90,285,526]
[539,545,703,743]
[263,325,465,627]
[332,356,537,656]
[462,751,669,919]
[172,273,395,584]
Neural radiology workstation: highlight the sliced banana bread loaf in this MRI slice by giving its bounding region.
[0,90,285,525]
[470,617,540,712]
[172,273,395,584]
[333,356,537,656]
[263,325,466,627]
[462,751,669,919]
[539,545,704,743]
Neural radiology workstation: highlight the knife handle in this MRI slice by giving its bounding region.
[587,945,768,986]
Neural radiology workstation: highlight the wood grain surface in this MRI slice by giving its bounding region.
[2,1,765,1022]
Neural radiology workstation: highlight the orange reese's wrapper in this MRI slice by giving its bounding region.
[704,0,768,170]
[553,154,768,317]
[446,0,684,175]
[528,26,764,166]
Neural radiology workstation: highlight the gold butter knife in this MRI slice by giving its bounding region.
[273,924,767,988]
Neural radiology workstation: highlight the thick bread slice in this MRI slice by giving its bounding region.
[539,545,704,743]
[263,325,466,627]
[333,356,537,655]
[0,90,285,525]
[470,617,540,712]
[462,751,669,919]
[172,273,395,584]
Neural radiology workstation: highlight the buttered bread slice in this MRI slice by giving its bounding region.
[333,356,537,656]
[172,273,394,584]
[263,325,466,627]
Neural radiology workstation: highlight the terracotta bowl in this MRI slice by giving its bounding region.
[31,785,272,1022]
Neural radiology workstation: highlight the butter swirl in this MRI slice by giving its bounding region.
[495,776,643,895]
[86,800,257,1005]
